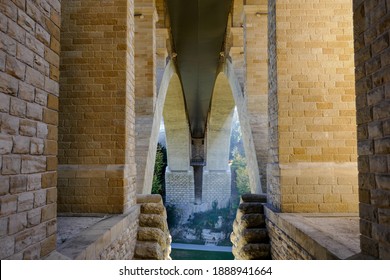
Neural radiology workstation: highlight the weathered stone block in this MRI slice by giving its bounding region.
[34,189,46,207]
[1,114,19,135]
[20,119,37,136]
[31,138,44,155]
[41,203,56,222]
[42,172,57,188]
[40,234,56,257]
[6,55,26,80]
[0,176,10,195]
[10,175,27,194]
[9,212,27,234]
[21,155,46,174]
[26,102,43,121]
[36,122,48,138]
[0,195,17,216]
[27,208,41,227]
[25,66,44,89]
[2,155,21,175]
[43,108,58,125]
[27,174,41,191]
[23,243,41,260]
[0,236,15,259]
[0,217,8,237]
[0,93,10,113]
[18,192,34,212]
[15,224,46,252]
[18,82,35,102]
[370,155,388,173]
[35,89,47,106]
[375,137,390,154]
[0,70,19,96]
[0,134,13,154]
[12,135,30,154]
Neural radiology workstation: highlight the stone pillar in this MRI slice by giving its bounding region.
[267,0,358,213]
[353,0,390,259]
[243,1,268,192]
[163,74,193,204]
[203,74,235,208]
[59,0,136,214]
[0,0,60,259]
[134,0,157,194]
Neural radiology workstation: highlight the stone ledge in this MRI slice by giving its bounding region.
[265,205,360,260]
[55,205,140,259]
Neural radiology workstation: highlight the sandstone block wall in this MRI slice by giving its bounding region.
[267,0,358,213]
[243,1,269,191]
[59,0,136,214]
[0,0,60,259]
[353,0,390,259]
[134,0,157,194]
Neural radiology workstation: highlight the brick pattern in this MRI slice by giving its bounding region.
[267,0,358,212]
[267,219,313,260]
[353,0,390,259]
[202,171,231,208]
[0,0,60,259]
[59,0,136,214]
[243,2,269,191]
[165,170,194,204]
[134,0,157,194]
[0,0,61,259]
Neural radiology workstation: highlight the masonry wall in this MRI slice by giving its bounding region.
[268,0,358,213]
[0,0,60,259]
[243,1,269,192]
[353,0,390,259]
[134,0,157,194]
[59,0,136,214]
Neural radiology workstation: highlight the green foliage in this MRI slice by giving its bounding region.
[152,143,167,197]
[231,148,250,195]
[166,204,181,229]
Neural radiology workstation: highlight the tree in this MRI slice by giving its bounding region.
[152,143,167,197]
[231,148,250,195]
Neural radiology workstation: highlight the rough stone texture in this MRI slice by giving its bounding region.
[135,194,171,260]
[267,0,358,213]
[59,0,136,213]
[231,194,270,260]
[134,0,158,195]
[353,0,390,259]
[56,206,140,260]
[0,0,60,259]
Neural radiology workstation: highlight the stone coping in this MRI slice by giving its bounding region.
[265,205,360,259]
[48,206,140,260]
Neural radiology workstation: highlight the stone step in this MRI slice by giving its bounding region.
[140,203,167,216]
[136,194,163,204]
[240,194,267,204]
[139,213,167,232]
[137,227,168,248]
[134,241,164,260]
[232,243,271,260]
[236,203,264,219]
[239,213,266,228]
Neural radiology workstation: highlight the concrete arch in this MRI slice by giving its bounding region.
[222,62,263,194]
[137,60,184,194]
[163,74,191,171]
[206,73,235,171]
